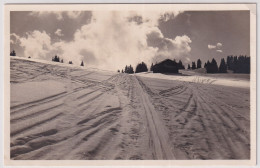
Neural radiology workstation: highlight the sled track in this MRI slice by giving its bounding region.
[136,76,175,159]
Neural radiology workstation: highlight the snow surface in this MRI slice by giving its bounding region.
[135,70,250,89]
[10,57,250,160]
[11,80,66,107]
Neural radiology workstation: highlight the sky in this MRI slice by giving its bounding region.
[10,10,250,71]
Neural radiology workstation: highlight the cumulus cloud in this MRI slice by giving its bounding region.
[29,11,63,20]
[14,11,192,70]
[216,42,222,47]
[10,33,20,44]
[29,11,82,20]
[66,11,82,19]
[208,42,223,53]
[146,27,191,63]
[55,29,64,36]
[208,44,216,49]
[12,31,58,59]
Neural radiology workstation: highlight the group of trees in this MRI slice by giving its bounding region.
[120,59,185,74]
[11,49,249,74]
[9,51,86,66]
[204,58,220,73]
[135,62,148,73]
[190,58,227,73]
[188,59,201,70]
[52,55,62,62]
[204,56,250,74]
[10,50,16,56]
[51,55,85,66]
[189,55,250,74]
[123,65,134,74]
[227,55,250,73]
[121,62,149,74]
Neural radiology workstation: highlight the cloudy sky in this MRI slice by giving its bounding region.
[10,10,249,70]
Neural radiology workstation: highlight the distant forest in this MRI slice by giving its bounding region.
[121,55,250,74]
[10,50,250,74]
[201,55,250,74]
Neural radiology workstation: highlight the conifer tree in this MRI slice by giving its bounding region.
[197,59,202,68]
[178,60,185,69]
[10,50,16,56]
[135,62,148,73]
[218,58,227,73]
[80,61,84,66]
[129,65,134,74]
[206,58,218,73]
[192,62,196,69]
[150,63,154,71]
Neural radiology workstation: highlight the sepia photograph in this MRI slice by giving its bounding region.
[4,3,256,166]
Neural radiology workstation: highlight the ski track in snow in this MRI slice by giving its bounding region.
[10,58,250,160]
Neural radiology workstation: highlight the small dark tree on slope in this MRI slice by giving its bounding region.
[192,62,196,69]
[125,66,127,73]
[150,63,154,71]
[52,55,60,62]
[69,61,73,64]
[80,61,84,66]
[188,64,191,69]
[10,50,16,56]
[129,65,134,74]
[197,59,202,68]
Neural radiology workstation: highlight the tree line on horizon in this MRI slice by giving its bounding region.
[226,55,250,73]
[120,59,185,74]
[10,50,85,67]
[121,55,250,74]
[188,55,250,74]
[10,50,249,74]
[51,55,85,67]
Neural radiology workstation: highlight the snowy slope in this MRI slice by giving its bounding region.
[136,70,250,89]
[10,57,250,160]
